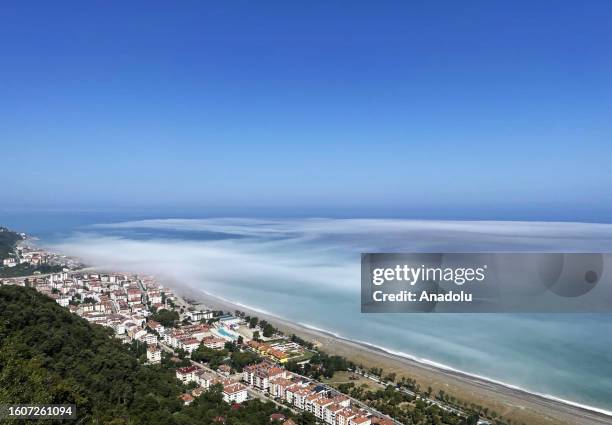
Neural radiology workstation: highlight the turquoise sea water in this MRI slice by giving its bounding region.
[2,211,611,413]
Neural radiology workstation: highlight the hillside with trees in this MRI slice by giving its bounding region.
[0,285,312,425]
[0,227,22,260]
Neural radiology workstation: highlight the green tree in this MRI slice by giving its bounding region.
[262,323,276,337]
[151,309,180,327]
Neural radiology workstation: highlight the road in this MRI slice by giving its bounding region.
[187,358,299,414]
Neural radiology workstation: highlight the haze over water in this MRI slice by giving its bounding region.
[4,213,611,413]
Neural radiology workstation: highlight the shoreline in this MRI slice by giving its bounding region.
[15,229,611,425]
[181,286,612,425]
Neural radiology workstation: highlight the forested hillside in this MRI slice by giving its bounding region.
[0,286,308,425]
[0,228,22,259]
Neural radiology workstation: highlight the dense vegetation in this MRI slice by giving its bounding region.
[150,308,180,327]
[0,285,312,424]
[337,383,477,425]
[0,263,63,278]
[0,228,22,259]
[190,342,261,372]
[285,351,351,380]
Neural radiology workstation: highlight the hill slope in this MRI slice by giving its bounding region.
[0,227,22,259]
[0,285,306,425]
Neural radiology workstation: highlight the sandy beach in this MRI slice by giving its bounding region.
[181,287,612,425]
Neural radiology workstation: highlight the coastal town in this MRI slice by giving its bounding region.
[0,267,400,425]
[0,229,498,425]
[0,224,419,425]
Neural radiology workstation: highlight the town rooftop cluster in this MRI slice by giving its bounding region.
[1,267,398,425]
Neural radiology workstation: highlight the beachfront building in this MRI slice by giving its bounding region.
[188,310,214,321]
[265,347,290,364]
[218,314,241,328]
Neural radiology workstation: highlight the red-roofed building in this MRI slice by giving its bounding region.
[180,337,201,353]
[180,393,194,405]
[336,409,357,425]
[324,403,344,424]
[243,362,286,391]
[127,289,142,303]
[176,366,199,383]
[269,377,294,399]
[202,335,226,350]
[371,418,395,425]
[349,416,371,425]
[269,413,286,422]
[222,382,248,404]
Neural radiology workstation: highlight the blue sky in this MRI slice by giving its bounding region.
[1,1,611,220]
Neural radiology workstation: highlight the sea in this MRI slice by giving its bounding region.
[2,210,611,414]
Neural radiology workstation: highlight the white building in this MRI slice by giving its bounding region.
[56,297,71,307]
[292,387,312,410]
[146,346,162,364]
[219,315,241,327]
[201,336,225,350]
[324,403,344,424]
[243,362,286,392]
[180,337,200,353]
[222,382,248,404]
[112,322,126,335]
[176,366,199,383]
[336,410,357,425]
[133,329,147,342]
[3,258,17,267]
[188,310,214,321]
[195,370,217,388]
[144,333,158,345]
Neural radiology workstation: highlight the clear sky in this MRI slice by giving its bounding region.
[1,1,611,221]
